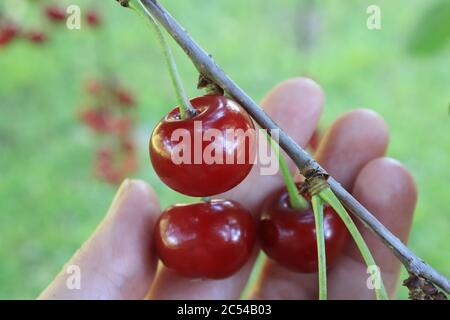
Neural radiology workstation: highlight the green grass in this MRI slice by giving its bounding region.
[0,0,449,299]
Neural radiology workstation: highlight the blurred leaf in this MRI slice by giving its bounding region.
[408,0,450,56]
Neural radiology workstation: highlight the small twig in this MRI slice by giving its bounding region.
[120,0,450,294]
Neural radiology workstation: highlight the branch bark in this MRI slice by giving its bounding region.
[131,0,450,294]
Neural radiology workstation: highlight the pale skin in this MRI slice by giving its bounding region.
[39,78,417,300]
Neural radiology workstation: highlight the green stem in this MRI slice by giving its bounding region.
[311,195,327,300]
[319,187,389,300]
[267,133,308,209]
[129,0,195,119]
[241,135,308,299]
[240,251,265,300]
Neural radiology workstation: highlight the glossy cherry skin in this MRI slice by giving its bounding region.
[259,184,349,273]
[150,95,255,197]
[154,199,256,279]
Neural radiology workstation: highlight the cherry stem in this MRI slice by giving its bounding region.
[240,251,265,300]
[267,133,308,210]
[319,187,389,300]
[311,195,327,300]
[240,132,310,299]
[129,0,195,119]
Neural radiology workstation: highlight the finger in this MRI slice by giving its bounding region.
[327,158,417,299]
[148,77,324,299]
[253,109,389,299]
[38,179,160,300]
[314,109,390,189]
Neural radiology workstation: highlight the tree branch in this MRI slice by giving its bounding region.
[127,0,450,294]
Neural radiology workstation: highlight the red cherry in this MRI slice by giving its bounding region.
[97,147,113,161]
[25,30,47,44]
[121,139,135,152]
[86,10,101,27]
[114,87,135,107]
[154,199,255,279]
[85,79,103,95]
[45,5,66,22]
[0,23,18,47]
[259,183,349,273]
[110,117,132,136]
[121,151,138,174]
[93,147,122,185]
[149,95,255,197]
[79,109,110,133]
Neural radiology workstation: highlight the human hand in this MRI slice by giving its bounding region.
[38,78,417,300]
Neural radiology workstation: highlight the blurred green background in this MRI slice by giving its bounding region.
[0,0,449,299]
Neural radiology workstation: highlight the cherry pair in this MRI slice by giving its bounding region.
[154,182,348,279]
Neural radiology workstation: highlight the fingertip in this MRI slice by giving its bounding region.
[353,157,418,224]
[261,77,324,147]
[316,108,390,189]
[108,179,161,222]
[262,77,324,114]
[128,179,161,211]
[351,157,417,273]
[318,108,389,154]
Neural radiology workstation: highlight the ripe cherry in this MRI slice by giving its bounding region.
[85,79,103,95]
[121,139,135,152]
[259,183,349,273]
[110,117,132,137]
[79,109,110,133]
[150,95,255,197]
[114,87,135,107]
[86,10,101,27]
[93,145,138,185]
[0,23,18,47]
[25,30,47,44]
[45,5,66,22]
[94,147,116,183]
[154,199,255,279]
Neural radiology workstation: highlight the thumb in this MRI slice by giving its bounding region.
[38,179,160,300]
